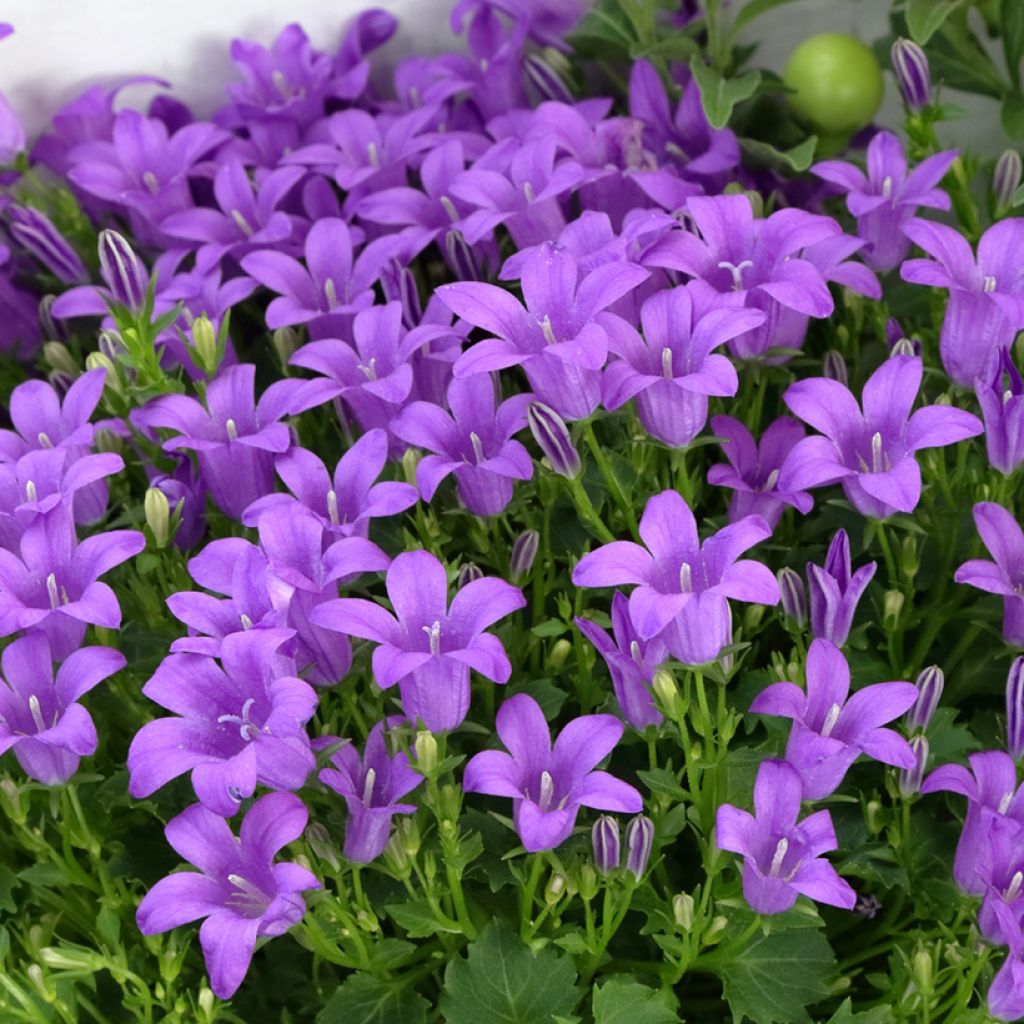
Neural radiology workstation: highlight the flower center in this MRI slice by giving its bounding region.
[1006,871,1024,902]
[362,767,377,806]
[142,170,160,195]
[469,432,485,465]
[24,480,37,503]
[271,70,291,100]
[1000,791,1015,814]
[217,697,262,742]
[820,702,842,738]
[225,418,239,442]
[440,195,459,222]
[231,209,254,237]
[367,141,381,168]
[761,468,779,493]
[38,432,53,449]
[717,259,753,291]
[984,275,998,293]
[678,561,693,593]
[769,837,789,877]
[630,640,643,666]
[523,180,536,203]
[540,315,557,346]
[881,175,893,199]
[46,572,68,611]
[537,769,556,811]
[226,873,269,915]
[422,620,442,657]
[327,489,340,526]
[324,277,339,308]
[27,694,47,733]
[359,357,378,382]
[661,347,674,380]
[240,613,254,630]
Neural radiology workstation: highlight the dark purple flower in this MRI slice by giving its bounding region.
[572,489,778,666]
[716,758,856,914]
[976,349,1024,476]
[136,792,319,999]
[707,415,813,529]
[806,529,877,647]
[0,633,123,784]
[391,377,533,516]
[955,502,1024,647]
[6,205,88,284]
[987,901,1024,1020]
[751,638,917,799]
[319,721,422,863]
[592,815,621,874]
[778,567,807,627]
[1009,657,1024,761]
[624,814,654,879]
[907,665,944,733]
[780,355,982,519]
[313,551,525,731]
[510,530,539,582]
[463,692,642,852]
[891,38,932,110]
[527,401,581,478]
[128,631,318,816]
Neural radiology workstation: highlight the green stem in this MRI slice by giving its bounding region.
[582,420,638,539]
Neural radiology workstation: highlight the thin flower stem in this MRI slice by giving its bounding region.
[520,854,545,940]
[582,420,639,539]
[566,475,617,543]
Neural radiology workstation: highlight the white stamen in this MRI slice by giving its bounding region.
[762,468,779,492]
[271,70,291,100]
[367,141,381,168]
[479,58,490,73]
[217,697,260,742]
[630,640,642,666]
[821,702,842,738]
[225,418,239,442]
[1006,389,1015,405]
[769,837,789,877]
[359,357,378,381]
[28,694,46,733]
[870,431,885,474]
[679,561,693,592]
[984,275,998,293]
[362,767,377,805]
[538,769,555,811]
[665,140,690,162]
[540,315,557,346]
[1000,791,1015,814]
[46,573,59,611]
[440,195,459,222]
[717,259,753,291]
[142,170,160,195]
[240,614,253,630]
[422,620,442,657]
[523,181,536,203]
[324,277,338,308]
[469,431,485,465]
[1007,871,1024,902]
[24,480,37,503]
[661,347,674,380]
[37,433,52,449]
[881,176,893,199]
[230,209,253,236]
[327,489,340,526]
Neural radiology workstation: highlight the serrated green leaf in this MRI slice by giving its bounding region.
[739,135,818,173]
[719,927,835,1024]
[592,978,680,1024]
[637,767,688,801]
[824,998,896,1023]
[905,0,963,45]
[689,59,761,130]
[315,973,428,1024]
[385,900,460,938]
[441,921,581,1024]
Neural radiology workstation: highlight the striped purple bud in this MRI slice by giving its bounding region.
[592,815,621,875]
[98,229,149,312]
[444,229,479,282]
[1007,656,1024,759]
[906,665,943,732]
[510,530,539,582]
[524,54,573,105]
[381,258,423,329]
[39,295,68,342]
[778,567,807,628]
[898,735,929,798]
[456,562,484,589]
[625,814,654,880]
[7,205,88,284]
[528,401,581,478]
[822,350,848,386]
[994,149,1022,215]
[891,38,932,111]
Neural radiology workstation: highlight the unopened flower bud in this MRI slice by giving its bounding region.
[994,149,1023,215]
[397,815,421,857]
[1007,656,1024,760]
[865,799,884,835]
[84,351,123,399]
[456,562,483,589]
[899,735,929,798]
[94,427,123,454]
[198,987,216,1022]
[891,337,917,358]
[145,487,171,549]
[98,229,148,311]
[528,402,581,478]
[524,52,573,104]
[891,38,932,111]
[510,529,540,581]
[900,534,920,582]
[652,669,678,714]
[190,314,220,373]
[401,446,420,486]
[27,964,53,1002]
[883,590,904,631]
[545,872,568,905]
[414,730,438,774]
[39,295,68,343]
[777,567,806,627]
[673,892,695,930]
[272,326,299,366]
[624,814,654,880]
[907,666,943,732]
[43,341,77,379]
[704,915,728,945]
[912,946,933,997]
[548,638,572,669]
[444,229,479,281]
[577,862,599,900]
[822,349,848,386]
[381,258,423,329]
[592,815,621,874]
[305,821,341,872]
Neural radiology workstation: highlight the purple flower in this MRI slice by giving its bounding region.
[601,283,761,447]
[592,815,621,874]
[135,363,330,520]
[645,195,840,360]
[806,529,877,647]
[901,218,1024,387]
[988,904,1024,1021]
[812,131,956,271]
[977,816,1024,945]
[780,354,982,519]
[391,377,533,516]
[572,489,778,666]
[1008,657,1024,761]
[750,639,917,799]
[976,349,1024,476]
[921,751,1024,895]
[715,758,856,914]
[319,721,422,863]
[6,204,88,284]
[128,631,318,816]
[149,457,207,550]
[463,692,642,852]
[0,633,124,784]
[136,792,319,1000]
[955,502,1024,647]
[439,243,649,420]
[706,415,813,529]
[575,591,667,731]
[313,551,525,731]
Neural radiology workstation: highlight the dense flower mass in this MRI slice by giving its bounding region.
[2,2,1024,1020]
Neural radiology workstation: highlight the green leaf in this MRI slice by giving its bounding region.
[385,900,461,938]
[18,863,67,887]
[719,927,835,1024]
[738,135,818,173]
[824,998,896,1023]
[1003,93,1024,140]
[688,59,761,130]
[441,921,581,1024]
[592,978,681,1024]
[0,867,18,914]
[1005,0,1024,89]
[730,0,804,38]
[316,973,428,1024]
[637,767,688,801]
[905,0,963,45]
[532,619,569,638]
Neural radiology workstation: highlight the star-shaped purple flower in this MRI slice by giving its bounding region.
[976,350,1024,477]
[806,529,877,648]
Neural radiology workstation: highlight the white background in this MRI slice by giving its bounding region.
[0,0,1000,151]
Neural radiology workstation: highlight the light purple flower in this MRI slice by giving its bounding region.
[955,502,1024,647]
[572,489,778,666]
[136,792,319,1000]
[901,217,1024,386]
[812,131,956,271]
[751,638,917,799]
[319,721,422,863]
[391,377,533,516]
[463,692,642,852]
[780,354,982,519]
[313,551,525,731]
[0,633,124,784]
[988,902,1024,1021]
[976,349,1024,476]
[806,529,877,647]
[128,630,318,816]
[716,758,856,914]
[706,415,813,529]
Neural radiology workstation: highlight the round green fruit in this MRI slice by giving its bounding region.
[783,32,884,135]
